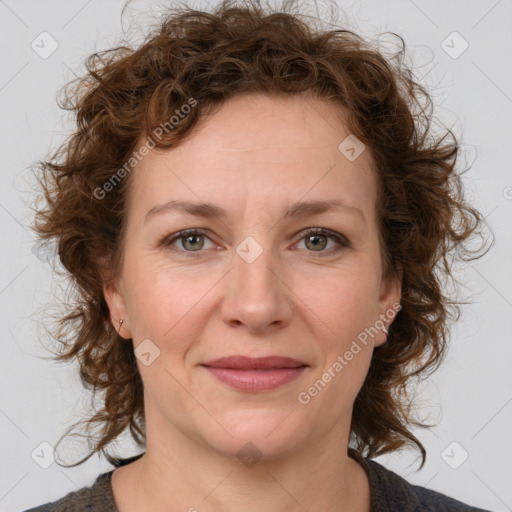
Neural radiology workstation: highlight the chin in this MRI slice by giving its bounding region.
[201,408,309,463]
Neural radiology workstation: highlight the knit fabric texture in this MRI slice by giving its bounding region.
[23,449,492,511]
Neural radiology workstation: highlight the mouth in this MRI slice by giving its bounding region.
[201,356,308,392]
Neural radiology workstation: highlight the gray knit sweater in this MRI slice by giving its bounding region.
[23,449,492,511]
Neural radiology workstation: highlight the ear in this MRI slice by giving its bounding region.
[103,274,133,340]
[374,267,402,347]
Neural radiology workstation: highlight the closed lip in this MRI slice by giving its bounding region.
[201,355,307,370]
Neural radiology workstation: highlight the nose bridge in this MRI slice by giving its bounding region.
[236,234,275,289]
[234,233,279,299]
[223,233,292,332]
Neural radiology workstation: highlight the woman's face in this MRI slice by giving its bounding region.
[105,93,401,461]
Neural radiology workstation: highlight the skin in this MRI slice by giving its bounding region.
[104,92,401,512]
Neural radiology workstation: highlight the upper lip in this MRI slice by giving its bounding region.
[202,356,307,370]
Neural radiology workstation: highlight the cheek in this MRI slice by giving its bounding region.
[122,253,219,341]
[298,276,377,416]
[296,265,381,345]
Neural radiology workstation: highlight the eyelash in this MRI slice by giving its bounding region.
[162,227,350,258]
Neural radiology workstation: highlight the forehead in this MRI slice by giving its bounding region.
[128,93,378,224]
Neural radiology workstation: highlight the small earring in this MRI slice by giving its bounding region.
[117,319,124,335]
[382,324,388,335]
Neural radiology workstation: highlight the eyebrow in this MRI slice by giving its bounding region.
[144,199,365,223]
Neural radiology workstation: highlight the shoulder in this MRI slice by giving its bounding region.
[22,472,115,512]
[25,472,115,512]
[23,454,144,512]
[362,455,493,512]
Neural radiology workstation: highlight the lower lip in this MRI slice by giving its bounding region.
[202,366,307,392]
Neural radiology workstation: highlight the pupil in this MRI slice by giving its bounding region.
[308,235,326,250]
[185,235,203,250]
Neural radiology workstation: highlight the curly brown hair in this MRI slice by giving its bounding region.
[32,0,490,469]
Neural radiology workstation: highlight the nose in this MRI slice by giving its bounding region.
[221,240,294,334]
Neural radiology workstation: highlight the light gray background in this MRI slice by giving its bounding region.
[1,0,511,511]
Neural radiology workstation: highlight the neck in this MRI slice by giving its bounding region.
[111,410,370,512]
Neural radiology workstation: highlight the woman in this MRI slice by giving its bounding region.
[26,0,492,510]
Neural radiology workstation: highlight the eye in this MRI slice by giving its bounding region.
[163,228,215,254]
[162,227,349,257]
[295,227,349,256]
